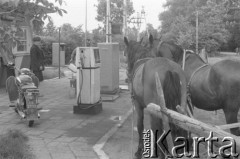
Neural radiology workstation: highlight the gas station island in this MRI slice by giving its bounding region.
[68,43,121,115]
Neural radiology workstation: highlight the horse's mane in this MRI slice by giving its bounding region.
[158,41,184,63]
[126,40,154,78]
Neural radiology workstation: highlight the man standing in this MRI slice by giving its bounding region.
[30,37,45,82]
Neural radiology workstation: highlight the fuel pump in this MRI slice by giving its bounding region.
[69,47,102,115]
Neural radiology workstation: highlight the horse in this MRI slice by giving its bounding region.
[155,41,184,64]
[124,37,190,158]
[156,41,240,136]
[153,36,209,65]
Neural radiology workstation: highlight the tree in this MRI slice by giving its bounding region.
[0,0,67,49]
[0,0,20,7]
[222,0,240,51]
[95,0,134,25]
[60,23,84,46]
[43,19,57,37]
[92,26,105,46]
[159,0,230,53]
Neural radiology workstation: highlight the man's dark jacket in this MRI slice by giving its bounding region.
[30,44,44,71]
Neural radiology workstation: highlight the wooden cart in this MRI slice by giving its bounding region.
[144,73,240,159]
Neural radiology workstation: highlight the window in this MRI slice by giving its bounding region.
[16,28,27,52]
[94,49,100,64]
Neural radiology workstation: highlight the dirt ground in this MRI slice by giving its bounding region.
[104,55,240,159]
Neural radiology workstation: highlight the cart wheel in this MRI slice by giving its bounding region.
[28,120,34,127]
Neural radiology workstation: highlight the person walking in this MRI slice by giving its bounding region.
[30,37,45,82]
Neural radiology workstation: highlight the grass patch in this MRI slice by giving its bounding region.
[0,130,34,159]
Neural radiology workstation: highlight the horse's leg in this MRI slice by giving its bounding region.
[133,99,144,159]
[223,107,240,136]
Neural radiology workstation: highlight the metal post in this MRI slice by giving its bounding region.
[196,10,198,54]
[123,0,127,37]
[109,0,112,43]
[85,0,87,47]
[106,0,110,43]
[58,27,61,79]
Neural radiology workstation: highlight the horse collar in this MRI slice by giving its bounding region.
[130,58,152,101]
[187,64,209,93]
[131,62,145,94]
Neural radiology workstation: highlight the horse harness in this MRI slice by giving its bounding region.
[186,64,210,114]
[187,64,209,95]
[130,58,152,101]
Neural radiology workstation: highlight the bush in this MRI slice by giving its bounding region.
[40,36,80,66]
[0,130,34,159]
[40,36,55,66]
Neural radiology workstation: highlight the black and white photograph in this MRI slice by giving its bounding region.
[1,0,240,159]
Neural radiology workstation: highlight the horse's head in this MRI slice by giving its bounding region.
[140,34,161,58]
[184,50,207,68]
[124,37,153,80]
[156,41,184,65]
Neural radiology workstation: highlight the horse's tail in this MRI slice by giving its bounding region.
[159,70,193,117]
[161,71,191,151]
[162,71,181,111]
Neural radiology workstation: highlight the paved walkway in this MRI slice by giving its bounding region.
[0,76,132,159]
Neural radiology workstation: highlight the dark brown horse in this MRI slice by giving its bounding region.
[156,41,240,136]
[124,37,189,158]
[144,34,184,65]
[156,41,184,65]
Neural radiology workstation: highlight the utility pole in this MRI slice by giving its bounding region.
[129,6,146,41]
[58,27,61,79]
[123,0,127,37]
[85,0,87,47]
[106,0,111,43]
[196,10,198,54]
[109,0,112,43]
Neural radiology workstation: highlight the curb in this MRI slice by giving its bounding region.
[93,108,133,159]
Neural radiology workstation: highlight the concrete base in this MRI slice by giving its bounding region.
[101,94,120,102]
[101,88,120,102]
[100,87,119,95]
[73,101,102,115]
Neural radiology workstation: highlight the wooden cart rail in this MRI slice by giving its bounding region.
[146,103,240,151]
[145,73,240,158]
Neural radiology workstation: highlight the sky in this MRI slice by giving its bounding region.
[49,0,166,32]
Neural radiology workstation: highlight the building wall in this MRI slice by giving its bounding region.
[0,20,32,87]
